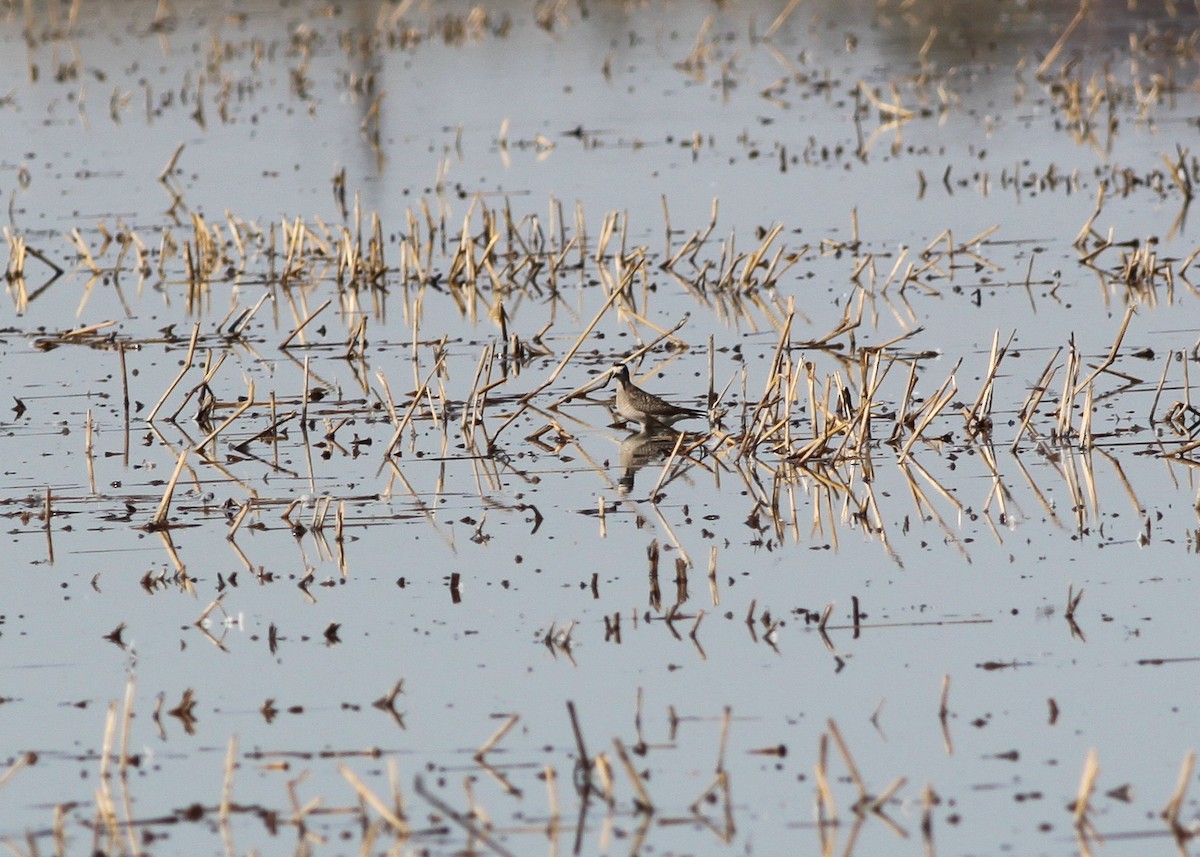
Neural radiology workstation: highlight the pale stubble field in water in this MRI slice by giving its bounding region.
[2,1,1200,855]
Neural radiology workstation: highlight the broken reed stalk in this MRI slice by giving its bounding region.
[1037,0,1091,78]
[566,701,591,776]
[168,351,227,422]
[490,280,627,444]
[219,734,238,824]
[1184,352,1194,416]
[1074,182,1106,247]
[96,699,120,843]
[1162,751,1195,832]
[229,292,270,339]
[651,502,693,569]
[1011,348,1062,452]
[1056,340,1081,439]
[68,227,100,273]
[300,354,314,434]
[335,500,347,575]
[544,764,560,833]
[1065,583,1084,619]
[814,732,836,822]
[593,754,615,806]
[159,142,185,181]
[117,342,130,414]
[41,485,53,565]
[1073,749,1099,828]
[462,776,488,833]
[386,758,407,826]
[898,362,960,462]
[279,298,331,349]
[339,764,409,834]
[149,446,190,530]
[612,738,654,812]
[548,313,692,409]
[227,500,251,539]
[99,700,118,783]
[147,322,200,421]
[412,775,515,857]
[690,609,706,642]
[826,719,869,803]
[892,358,919,438]
[964,329,1013,434]
[739,308,794,457]
[1078,383,1095,449]
[920,783,937,855]
[383,357,445,456]
[197,379,255,449]
[1072,304,1135,397]
[4,228,27,280]
[648,430,688,501]
[660,194,672,259]
[475,714,519,759]
[615,304,690,348]
[196,594,226,629]
[715,706,732,774]
[763,0,801,39]
[870,776,908,812]
[1148,351,1172,423]
[938,674,953,754]
[461,343,492,443]
[0,752,35,791]
[738,223,784,288]
[117,675,136,789]
[375,369,401,425]
[817,603,834,635]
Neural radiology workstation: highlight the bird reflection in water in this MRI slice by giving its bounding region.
[618,428,687,494]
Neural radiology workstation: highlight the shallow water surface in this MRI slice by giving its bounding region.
[3,1,1200,855]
